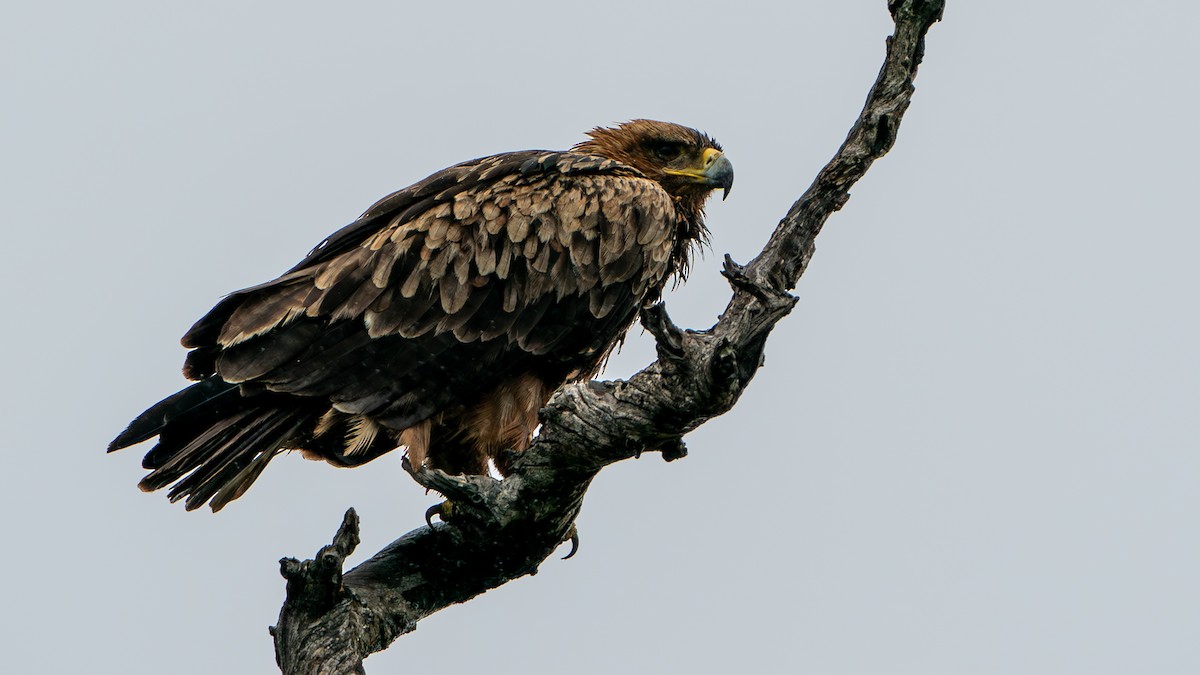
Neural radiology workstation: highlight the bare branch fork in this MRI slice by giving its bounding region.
[272,2,945,672]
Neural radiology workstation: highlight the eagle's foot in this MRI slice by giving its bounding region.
[404,457,502,528]
[560,524,580,560]
[404,457,478,499]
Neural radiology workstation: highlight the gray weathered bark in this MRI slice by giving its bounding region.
[271,2,945,672]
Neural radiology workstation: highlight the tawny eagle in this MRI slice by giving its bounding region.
[109,120,733,511]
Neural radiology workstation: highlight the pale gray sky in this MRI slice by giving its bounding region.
[4,1,1198,673]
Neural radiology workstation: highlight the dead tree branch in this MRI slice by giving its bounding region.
[272,2,945,672]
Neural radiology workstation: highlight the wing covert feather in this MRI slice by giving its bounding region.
[189,151,681,426]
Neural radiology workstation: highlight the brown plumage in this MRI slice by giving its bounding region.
[109,120,734,511]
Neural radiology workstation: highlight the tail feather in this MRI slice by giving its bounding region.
[209,443,284,512]
[169,408,307,511]
[137,408,257,491]
[112,377,320,511]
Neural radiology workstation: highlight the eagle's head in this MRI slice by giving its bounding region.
[574,120,734,212]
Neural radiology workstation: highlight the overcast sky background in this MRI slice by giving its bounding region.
[4,1,1198,673]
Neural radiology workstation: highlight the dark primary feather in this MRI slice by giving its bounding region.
[110,120,726,511]
[109,376,238,453]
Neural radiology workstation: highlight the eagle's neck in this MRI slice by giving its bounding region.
[668,201,710,283]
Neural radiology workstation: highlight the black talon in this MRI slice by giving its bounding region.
[425,501,453,527]
[561,527,580,560]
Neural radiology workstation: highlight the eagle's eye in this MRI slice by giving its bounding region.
[647,141,683,162]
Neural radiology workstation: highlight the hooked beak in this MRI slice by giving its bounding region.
[665,147,733,200]
[702,149,735,201]
[663,148,735,200]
